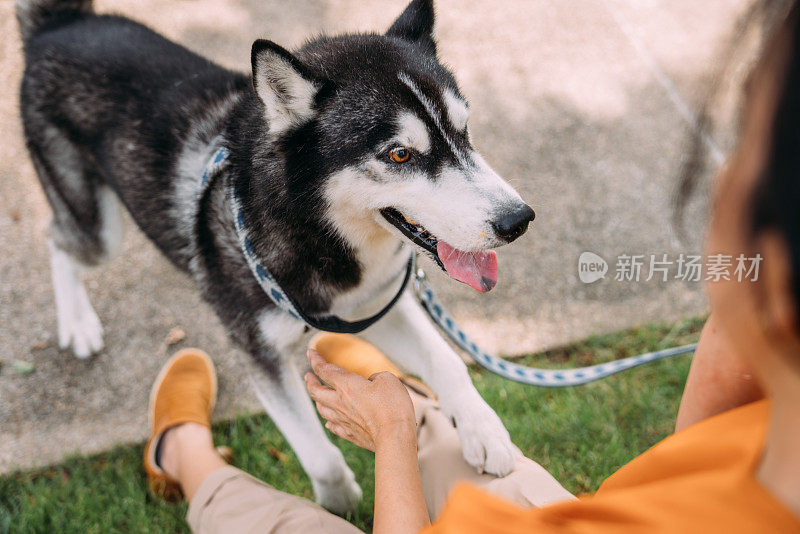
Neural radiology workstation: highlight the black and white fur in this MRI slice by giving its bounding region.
[17,0,535,512]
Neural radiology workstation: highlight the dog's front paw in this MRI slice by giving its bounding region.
[450,401,517,477]
[312,467,363,514]
[57,296,104,359]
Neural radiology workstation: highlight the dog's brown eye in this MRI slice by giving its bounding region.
[389,147,411,163]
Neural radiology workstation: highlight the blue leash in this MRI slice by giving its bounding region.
[204,147,696,386]
[412,268,697,387]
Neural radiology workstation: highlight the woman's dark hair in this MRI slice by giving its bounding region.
[677,1,800,318]
[751,5,800,266]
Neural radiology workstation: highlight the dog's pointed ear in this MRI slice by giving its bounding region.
[251,39,321,135]
[386,0,436,55]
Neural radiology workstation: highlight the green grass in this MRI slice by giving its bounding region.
[0,317,704,533]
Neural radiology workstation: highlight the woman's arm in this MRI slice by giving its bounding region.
[373,425,429,534]
[304,350,430,534]
[675,314,764,432]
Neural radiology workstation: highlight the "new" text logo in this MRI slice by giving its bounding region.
[578,251,608,284]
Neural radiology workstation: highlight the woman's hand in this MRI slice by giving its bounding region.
[304,349,417,451]
[305,349,430,532]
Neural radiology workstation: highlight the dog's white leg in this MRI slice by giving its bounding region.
[49,239,103,358]
[360,292,517,476]
[250,359,362,513]
[253,311,362,513]
[96,186,125,263]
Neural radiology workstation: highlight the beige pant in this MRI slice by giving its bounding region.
[187,396,574,533]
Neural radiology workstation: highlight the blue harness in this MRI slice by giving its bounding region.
[202,146,413,334]
[202,147,696,386]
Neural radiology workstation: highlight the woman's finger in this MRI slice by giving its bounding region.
[325,421,352,441]
[307,349,355,386]
[304,372,339,404]
[315,401,343,423]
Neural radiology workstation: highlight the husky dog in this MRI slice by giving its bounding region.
[17,0,535,512]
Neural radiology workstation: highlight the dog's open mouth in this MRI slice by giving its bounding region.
[380,207,498,293]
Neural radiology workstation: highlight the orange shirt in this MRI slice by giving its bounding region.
[425,400,800,533]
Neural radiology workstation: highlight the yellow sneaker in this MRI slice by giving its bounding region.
[143,348,219,502]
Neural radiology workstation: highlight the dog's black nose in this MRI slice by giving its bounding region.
[492,204,535,243]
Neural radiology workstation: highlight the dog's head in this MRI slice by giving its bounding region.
[249,0,533,293]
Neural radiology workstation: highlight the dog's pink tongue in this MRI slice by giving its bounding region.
[436,241,498,293]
